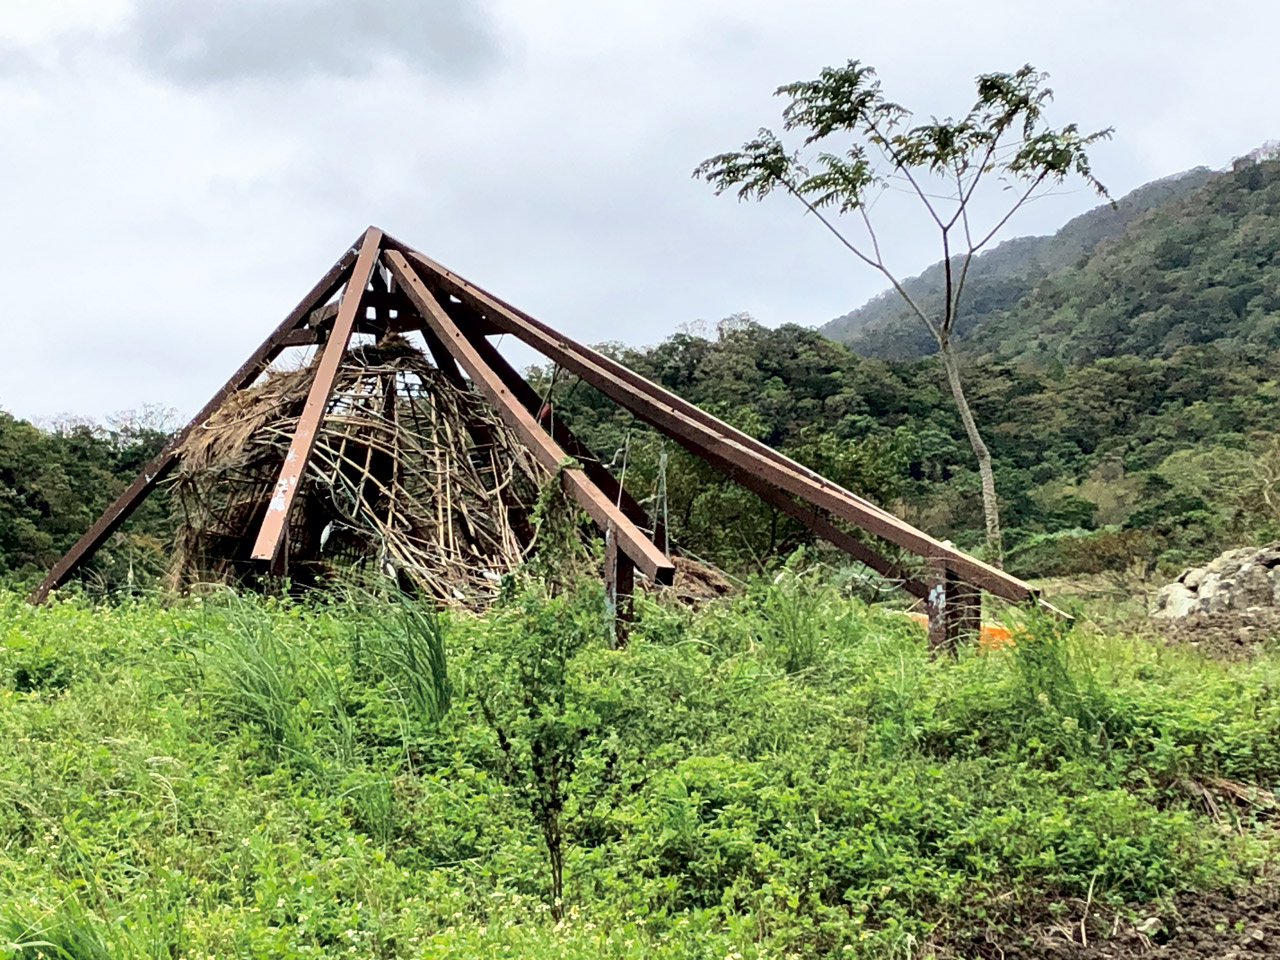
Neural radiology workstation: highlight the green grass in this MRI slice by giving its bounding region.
[0,575,1277,959]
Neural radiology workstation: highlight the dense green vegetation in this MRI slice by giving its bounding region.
[821,168,1215,360]
[2,577,1278,957]
[0,411,171,590]
[527,322,1280,578]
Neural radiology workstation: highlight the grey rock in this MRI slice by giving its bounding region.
[1152,582,1199,619]
[1150,542,1280,620]
[1241,564,1273,605]
[1198,572,1222,602]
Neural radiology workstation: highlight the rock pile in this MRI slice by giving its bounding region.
[1151,542,1280,619]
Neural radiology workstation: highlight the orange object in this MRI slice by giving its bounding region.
[978,621,1013,650]
[903,611,1014,651]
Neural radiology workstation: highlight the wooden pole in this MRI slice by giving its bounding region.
[925,561,983,653]
[603,522,636,648]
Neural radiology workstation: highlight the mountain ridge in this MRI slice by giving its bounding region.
[820,166,1218,360]
[965,153,1280,364]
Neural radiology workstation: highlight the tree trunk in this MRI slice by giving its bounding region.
[545,817,564,920]
[939,342,1003,566]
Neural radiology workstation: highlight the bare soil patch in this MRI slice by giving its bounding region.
[950,889,1280,960]
[1156,608,1280,661]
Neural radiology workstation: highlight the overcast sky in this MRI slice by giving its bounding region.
[2,0,1276,422]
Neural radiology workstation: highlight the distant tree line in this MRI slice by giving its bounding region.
[527,320,1280,580]
[0,409,173,590]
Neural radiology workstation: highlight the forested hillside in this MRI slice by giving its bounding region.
[969,152,1280,363]
[527,322,1280,578]
[820,167,1215,359]
[824,151,1280,369]
[3,318,1278,592]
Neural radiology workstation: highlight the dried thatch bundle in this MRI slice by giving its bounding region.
[170,336,550,607]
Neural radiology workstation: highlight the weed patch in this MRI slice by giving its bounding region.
[1,584,1277,957]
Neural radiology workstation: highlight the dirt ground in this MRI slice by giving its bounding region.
[948,889,1280,959]
[1156,608,1280,660]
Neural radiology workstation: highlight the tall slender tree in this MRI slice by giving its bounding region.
[696,62,1111,564]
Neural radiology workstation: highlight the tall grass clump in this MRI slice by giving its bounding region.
[186,591,356,772]
[722,549,875,675]
[1007,607,1117,757]
[357,591,452,726]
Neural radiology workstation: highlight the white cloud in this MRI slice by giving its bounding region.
[0,0,1277,420]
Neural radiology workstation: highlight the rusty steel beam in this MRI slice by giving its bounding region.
[454,321,664,546]
[279,328,322,348]
[386,250,674,585]
[384,237,896,514]
[308,301,339,326]
[420,325,468,387]
[390,240,961,557]
[308,285,402,324]
[251,227,385,563]
[387,240,900,523]
[28,232,367,604]
[382,236,1033,603]
[384,275,502,337]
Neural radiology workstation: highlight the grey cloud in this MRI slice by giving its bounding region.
[128,0,499,85]
[0,44,37,77]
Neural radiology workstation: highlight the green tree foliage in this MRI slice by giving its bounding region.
[0,410,171,587]
[695,60,1113,564]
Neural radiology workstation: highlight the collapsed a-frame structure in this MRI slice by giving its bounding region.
[29,227,1038,643]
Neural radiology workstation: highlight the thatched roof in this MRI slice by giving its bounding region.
[170,337,550,606]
